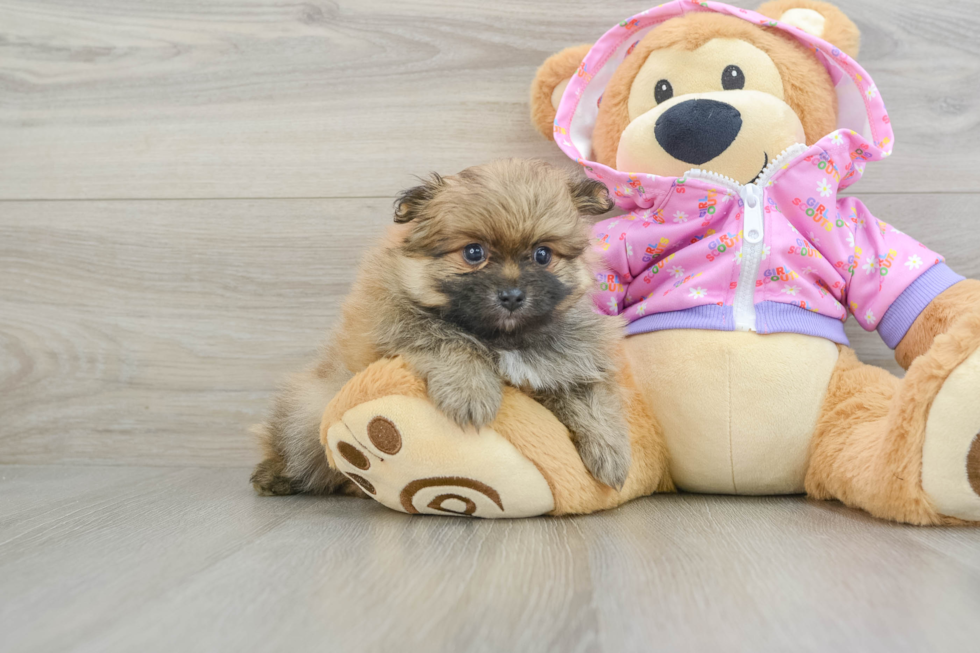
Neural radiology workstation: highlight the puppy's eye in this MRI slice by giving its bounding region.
[533,246,553,266]
[722,65,745,90]
[462,243,486,265]
[654,79,673,104]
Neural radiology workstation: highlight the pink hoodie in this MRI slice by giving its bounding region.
[555,0,962,347]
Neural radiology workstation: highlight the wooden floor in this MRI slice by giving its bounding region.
[3,0,980,650]
[2,465,980,653]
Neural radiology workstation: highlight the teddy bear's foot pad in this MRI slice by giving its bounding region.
[969,434,980,498]
[923,347,980,521]
[325,396,555,518]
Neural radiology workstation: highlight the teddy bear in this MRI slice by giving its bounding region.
[318,0,980,525]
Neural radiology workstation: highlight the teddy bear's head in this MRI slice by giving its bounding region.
[531,0,861,185]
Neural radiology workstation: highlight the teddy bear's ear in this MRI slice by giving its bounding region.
[756,0,860,58]
[529,44,593,140]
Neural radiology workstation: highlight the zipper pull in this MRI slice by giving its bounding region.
[740,184,764,244]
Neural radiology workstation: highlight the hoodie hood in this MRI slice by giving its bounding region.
[554,0,894,212]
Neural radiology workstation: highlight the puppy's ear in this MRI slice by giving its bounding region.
[393,173,445,223]
[569,177,614,216]
[756,0,860,58]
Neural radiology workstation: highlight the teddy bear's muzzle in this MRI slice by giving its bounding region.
[617,90,806,184]
[654,98,742,166]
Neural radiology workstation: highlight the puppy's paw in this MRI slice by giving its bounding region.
[250,457,298,496]
[576,433,632,490]
[426,368,503,430]
[571,418,632,490]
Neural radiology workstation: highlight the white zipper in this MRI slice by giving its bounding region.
[683,144,808,332]
[734,183,764,331]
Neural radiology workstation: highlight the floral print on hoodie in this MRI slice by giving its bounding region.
[555,0,962,347]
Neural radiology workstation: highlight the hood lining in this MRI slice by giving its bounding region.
[557,0,892,207]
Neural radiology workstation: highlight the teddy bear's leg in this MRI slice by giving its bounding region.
[807,315,980,524]
[319,357,671,518]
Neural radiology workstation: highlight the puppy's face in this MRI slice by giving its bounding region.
[391,159,613,342]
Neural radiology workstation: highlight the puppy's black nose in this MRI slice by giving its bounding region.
[497,288,525,312]
[655,99,742,165]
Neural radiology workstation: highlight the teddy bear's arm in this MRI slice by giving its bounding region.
[835,198,966,355]
[895,279,980,369]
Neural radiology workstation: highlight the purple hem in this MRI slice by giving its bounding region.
[625,304,733,337]
[755,301,849,345]
[877,263,964,349]
[624,302,849,344]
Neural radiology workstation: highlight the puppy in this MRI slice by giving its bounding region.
[251,159,632,497]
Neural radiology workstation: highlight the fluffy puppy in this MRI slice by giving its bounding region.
[251,159,631,496]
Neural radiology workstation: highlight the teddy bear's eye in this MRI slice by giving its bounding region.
[654,79,673,104]
[722,65,745,90]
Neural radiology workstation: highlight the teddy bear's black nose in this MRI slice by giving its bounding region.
[655,99,742,165]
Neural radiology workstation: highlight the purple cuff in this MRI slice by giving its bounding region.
[877,263,964,349]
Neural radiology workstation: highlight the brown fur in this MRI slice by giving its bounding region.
[320,357,431,473]
[521,2,980,523]
[756,0,861,58]
[529,44,592,139]
[253,159,634,495]
[590,13,838,168]
[807,312,980,525]
[250,345,374,496]
[319,354,674,515]
[250,349,367,497]
[895,279,980,369]
[317,313,980,521]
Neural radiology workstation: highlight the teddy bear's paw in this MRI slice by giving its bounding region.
[324,396,555,518]
[922,347,980,521]
[968,435,980,499]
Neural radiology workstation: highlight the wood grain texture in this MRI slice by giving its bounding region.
[3,2,980,649]
[0,198,390,466]
[1,466,979,653]
[1,0,979,200]
[2,194,978,466]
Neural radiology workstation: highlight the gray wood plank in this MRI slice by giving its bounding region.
[0,464,169,524]
[1,0,979,200]
[2,194,977,466]
[3,0,979,648]
[1,466,979,653]
[0,198,390,466]
[578,496,980,653]
[0,465,316,652]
